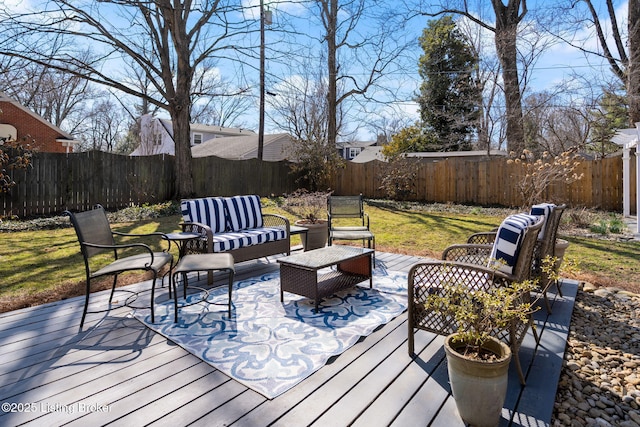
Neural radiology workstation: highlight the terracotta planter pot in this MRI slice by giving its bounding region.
[295,220,328,251]
[444,334,512,427]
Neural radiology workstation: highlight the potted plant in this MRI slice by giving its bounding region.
[424,272,538,427]
[283,189,331,250]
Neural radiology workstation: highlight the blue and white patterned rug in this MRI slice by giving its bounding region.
[134,267,407,399]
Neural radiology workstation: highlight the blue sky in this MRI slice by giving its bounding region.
[8,0,629,141]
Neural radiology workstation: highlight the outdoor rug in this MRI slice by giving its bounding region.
[134,267,408,399]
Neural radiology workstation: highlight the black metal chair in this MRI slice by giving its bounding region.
[65,205,173,329]
[327,194,375,265]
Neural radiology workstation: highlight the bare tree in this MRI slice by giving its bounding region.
[76,97,128,152]
[0,52,98,134]
[546,0,640,126]
[0,1,251,198]
[312,0,410,147]
[366,114,414,145]
[191,79,252,128]
[267,65,344,190]
[413,0,530,153]
[522,90,591,156]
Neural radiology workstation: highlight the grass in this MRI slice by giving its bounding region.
[1,200,638,313]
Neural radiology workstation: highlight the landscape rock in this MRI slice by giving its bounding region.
[552,286,640,425]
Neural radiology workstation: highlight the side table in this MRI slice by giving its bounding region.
[289,225,309,252]
[162,231,202,259]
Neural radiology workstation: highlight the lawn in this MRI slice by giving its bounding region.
[1,200,638,313]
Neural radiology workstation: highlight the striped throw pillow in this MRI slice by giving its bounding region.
[224,195,264,231]
[181,197,227,233]
[530,203,555,240]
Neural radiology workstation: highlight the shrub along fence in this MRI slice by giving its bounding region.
[1,150,635,218]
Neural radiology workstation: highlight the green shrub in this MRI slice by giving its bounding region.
[589,220,609,235]
[607,217,626,234]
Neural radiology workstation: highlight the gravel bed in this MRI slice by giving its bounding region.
[553,283,640,426]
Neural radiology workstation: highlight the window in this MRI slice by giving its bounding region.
[348,147,361,159]
[192,133,203,146]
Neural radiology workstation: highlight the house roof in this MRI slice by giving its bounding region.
[336,140,377,149]
[191,133,292,161]
[405,149,508,159]
[0,91,77,144]
[351,146,386,163]
[350,147,508,163]
[181,120,256,137]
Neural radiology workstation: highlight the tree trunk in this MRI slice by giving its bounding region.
[326,0,338,148]
[170,97,194,199]
[628,0,640,125]
[494,15,525,154]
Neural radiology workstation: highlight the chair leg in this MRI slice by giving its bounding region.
[172,272,179,323]
[80,278,91,330]
[109,275,118,304]
[543,290,552,313]
[555,278,564,297]
[513,344,526,385]
[227,269,234,318]
[151,272,157,323]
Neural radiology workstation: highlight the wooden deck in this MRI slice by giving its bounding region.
[0,251,576,426]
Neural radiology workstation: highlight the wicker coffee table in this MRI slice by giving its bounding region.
[277,245,374,312]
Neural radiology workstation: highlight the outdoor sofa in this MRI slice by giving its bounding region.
[179,195,291,263]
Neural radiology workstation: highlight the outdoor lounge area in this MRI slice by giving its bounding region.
[0,250,577,426]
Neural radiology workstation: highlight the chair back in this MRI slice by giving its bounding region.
[327,195,364,219]
[489,214,543,281]
[66,205,115,260]
[531,203,566,262]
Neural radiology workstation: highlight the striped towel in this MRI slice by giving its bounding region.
[489,213,539,274]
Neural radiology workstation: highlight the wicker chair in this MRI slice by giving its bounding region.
[530,204,566,312]
[408,214,543,385]
[445,204,567,312]
[65,205,173,329]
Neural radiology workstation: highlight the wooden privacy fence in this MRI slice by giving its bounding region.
[1,151,635,218]
[2,151,175,217]
[332,156,636,213]
[1,151,298,217]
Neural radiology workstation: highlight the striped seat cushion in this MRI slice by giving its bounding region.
[489,214,539,274]
[212,232,252,252]
[224,195,263,231]
[211,228,286,252]
[242,227,287,245]
[181,197,227,233]
[530,203,555,240]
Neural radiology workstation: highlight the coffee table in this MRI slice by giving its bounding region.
[277,245,374,312]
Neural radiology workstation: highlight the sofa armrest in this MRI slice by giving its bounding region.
[262,213,290,235]
[181,221,213,253]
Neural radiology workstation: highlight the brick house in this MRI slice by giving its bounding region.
[0,91,79,153]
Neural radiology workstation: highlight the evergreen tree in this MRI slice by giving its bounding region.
[416,16,481,151]
[589,87,628,159]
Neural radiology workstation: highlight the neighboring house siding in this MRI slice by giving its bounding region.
[132,114,257,156]
[0,101,72,153]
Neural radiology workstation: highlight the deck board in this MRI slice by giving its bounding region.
[0,250,576,426]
